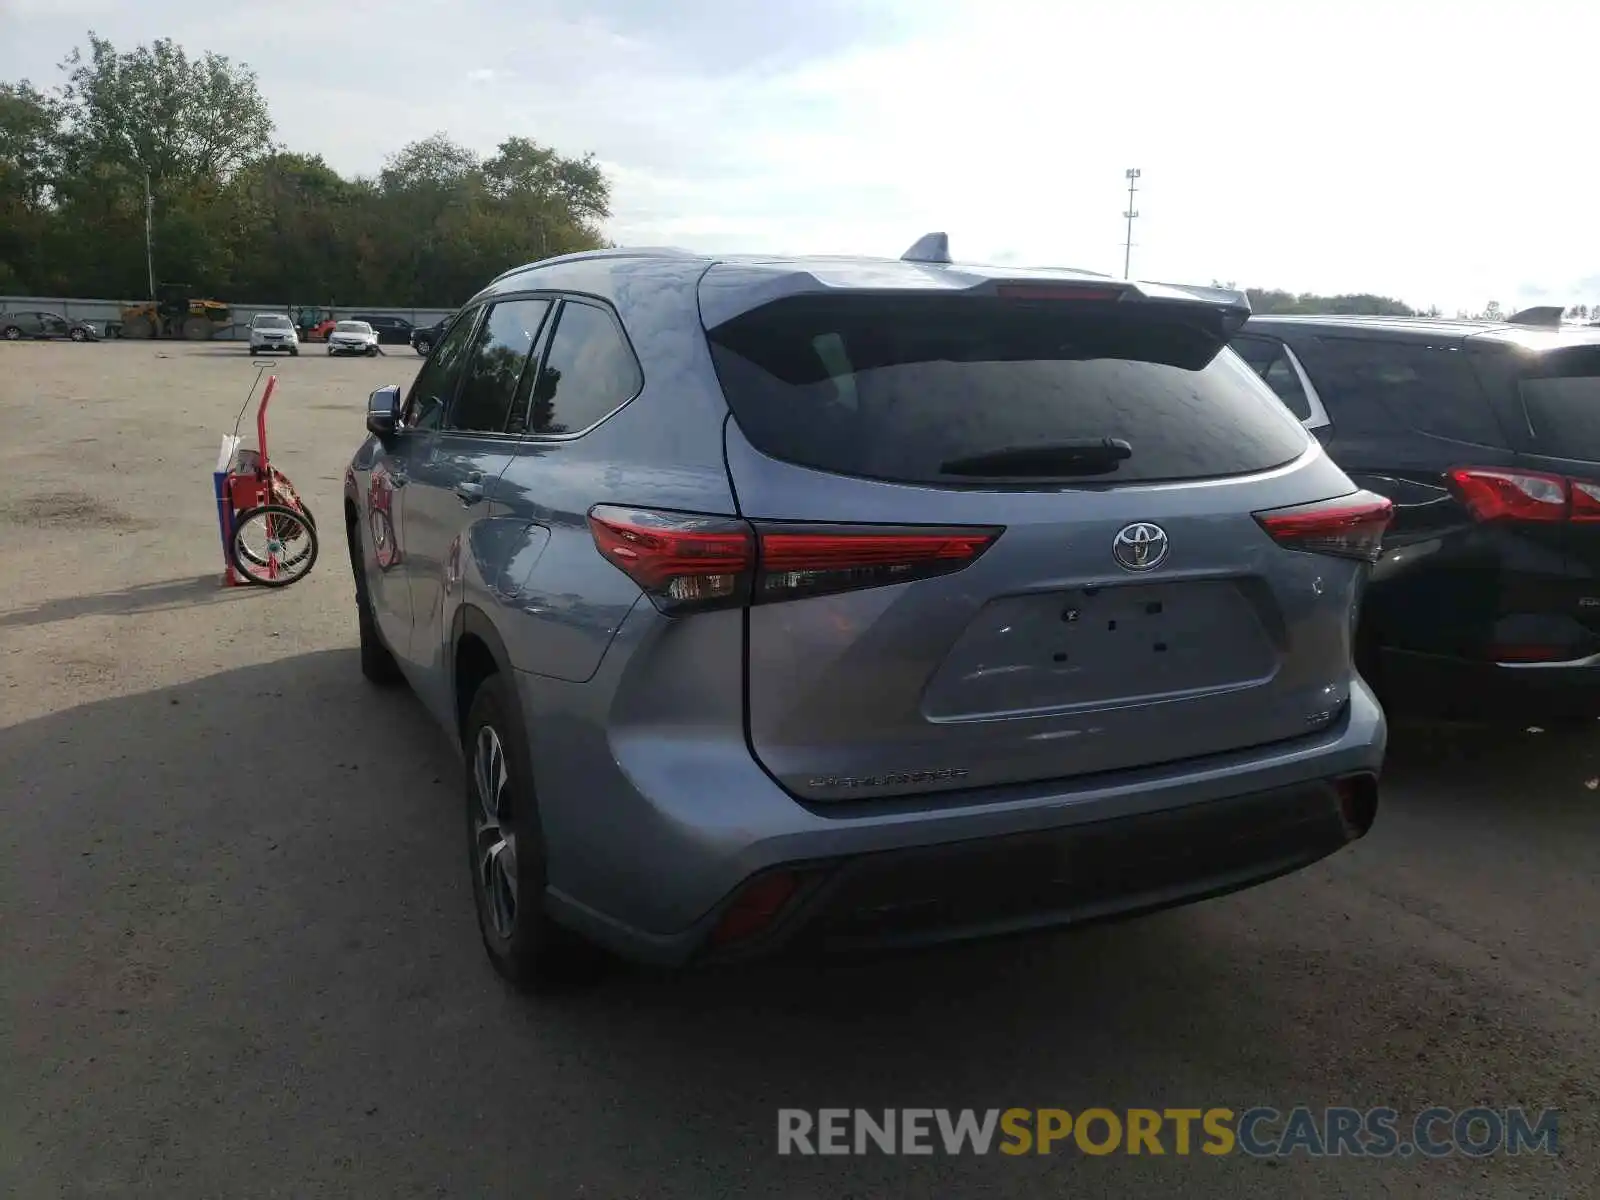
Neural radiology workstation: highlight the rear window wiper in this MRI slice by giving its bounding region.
[939,438,1133,477]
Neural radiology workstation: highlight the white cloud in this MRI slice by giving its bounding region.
[1,0,1595,312]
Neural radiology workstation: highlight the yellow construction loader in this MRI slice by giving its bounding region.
[117,284,232,340]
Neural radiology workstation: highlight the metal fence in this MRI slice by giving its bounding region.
[0,296,455,340]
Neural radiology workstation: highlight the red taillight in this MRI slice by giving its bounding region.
[757,526,1000,602]
[589,506,1002,614]
[1484,643,1569,663]
[1447,467,1568,523]
[1254,491,1394,563]
[587,506,754,613]
[1570,480,1600,523]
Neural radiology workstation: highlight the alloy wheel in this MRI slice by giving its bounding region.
[472,724,518,939]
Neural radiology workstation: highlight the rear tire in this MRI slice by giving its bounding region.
[464,675,607,992]
[347,517,403,685]
[4,325,24,340]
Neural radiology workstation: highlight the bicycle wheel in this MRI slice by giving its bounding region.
[231,505,319,587]
[235,496,315,564]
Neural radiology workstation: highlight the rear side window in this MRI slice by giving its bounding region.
[705,296,1308,485]
[1230,334,1312,421]
[524,301,641,436]
[1313,337,1505,447]
[1517,347,1600,460]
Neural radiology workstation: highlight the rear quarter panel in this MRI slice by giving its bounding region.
[476,256,741,684]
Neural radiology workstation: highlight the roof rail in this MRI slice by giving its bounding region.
[900,232,952,264]
[488,245,701,284]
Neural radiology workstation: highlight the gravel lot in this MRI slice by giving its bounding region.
[3,341,1597,1199]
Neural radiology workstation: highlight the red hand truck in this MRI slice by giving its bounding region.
[213,371,319,587]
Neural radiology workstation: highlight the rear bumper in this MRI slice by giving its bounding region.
[527,671,1387,968]
[710,776,1371,962]
[1378,646,1600,722]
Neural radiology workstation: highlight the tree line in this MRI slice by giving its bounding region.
[0,33,610,306]
[1219,288,1600,323]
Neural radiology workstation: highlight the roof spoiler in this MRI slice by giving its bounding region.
[1507,306,1566,327]
[1143,281,1252,311]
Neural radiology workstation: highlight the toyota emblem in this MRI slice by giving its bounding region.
[1112,522,1169,572]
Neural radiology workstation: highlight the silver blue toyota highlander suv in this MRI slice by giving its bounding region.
[344,235,1390,988]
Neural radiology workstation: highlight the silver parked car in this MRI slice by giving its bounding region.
[343,237,1391,989]
[247,312,299,355]
[327,320,380,356]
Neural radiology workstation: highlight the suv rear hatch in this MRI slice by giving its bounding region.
[1465,335,1600,656]
[622,274,1386,802]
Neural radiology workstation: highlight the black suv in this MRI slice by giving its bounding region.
[409,314,454,356]
[350,314,415,345]
[1231,315,1600,725]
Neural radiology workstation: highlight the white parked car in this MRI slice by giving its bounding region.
[248,313,299,355]
[326,320,380,356]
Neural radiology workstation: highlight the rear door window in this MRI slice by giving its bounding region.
[1313,336,1506,447]
[706,295,1308,485]
[1516,347,1600,460]
[446,299,552,434]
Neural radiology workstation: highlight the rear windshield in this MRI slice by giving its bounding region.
[1519,349,1600,460]
[705,295,1308,485]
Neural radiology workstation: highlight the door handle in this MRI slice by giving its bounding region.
[454,471,485,505]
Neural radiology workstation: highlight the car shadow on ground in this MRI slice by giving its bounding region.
[1384,717,1600,796]
[195,347,296,357]
[4,651,1592,1197]
[0,574,264,630]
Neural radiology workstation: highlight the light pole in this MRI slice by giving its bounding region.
[143,168,156,299]
[1122,168,1141,280]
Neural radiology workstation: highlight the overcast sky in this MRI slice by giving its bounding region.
[3,0,1596,314]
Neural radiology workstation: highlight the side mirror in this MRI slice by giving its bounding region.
[367,384,402,438]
